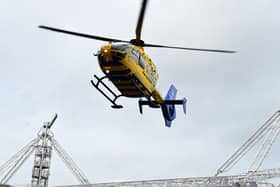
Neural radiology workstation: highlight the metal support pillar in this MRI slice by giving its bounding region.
[31,114,57,187]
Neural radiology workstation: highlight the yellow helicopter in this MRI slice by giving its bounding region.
[39,0,235,127]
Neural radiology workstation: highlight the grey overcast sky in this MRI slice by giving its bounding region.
[1,0,280,186]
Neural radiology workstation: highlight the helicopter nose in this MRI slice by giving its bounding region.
[101,47,112,61]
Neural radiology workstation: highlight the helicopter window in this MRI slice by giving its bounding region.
[138,55,145,69]
[111,51,126,61]
[146,63,152,75]
[130,48,139,63]
[111,44,131,53]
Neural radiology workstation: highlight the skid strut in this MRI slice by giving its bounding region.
[91,75,123,109]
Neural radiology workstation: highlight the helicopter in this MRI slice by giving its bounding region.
[38,0,235,127]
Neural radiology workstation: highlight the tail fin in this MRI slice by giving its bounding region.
[138,84,187,127]
[161,85,187,127]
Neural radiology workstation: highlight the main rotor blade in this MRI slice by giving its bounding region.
[143,43,236,53]
[38,25,130,43]
[135,0,148,42]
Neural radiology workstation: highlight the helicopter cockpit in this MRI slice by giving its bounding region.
[111,44,132,52]
[111,44,132,61]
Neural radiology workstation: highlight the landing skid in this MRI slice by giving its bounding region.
[90,75,123,109]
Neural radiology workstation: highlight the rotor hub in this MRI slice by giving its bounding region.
[130,39,145,46]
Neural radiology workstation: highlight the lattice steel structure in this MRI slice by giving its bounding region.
[215,110,280,176]
[1,111,280,187]
[50,167,280,187]
[0,114,90,187]
[52,111,280,187]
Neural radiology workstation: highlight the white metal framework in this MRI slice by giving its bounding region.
[215,111,280,176]
[49,168,280,187]
[1,111,280,187]
[51,111,280,187]
[0,114,90,186]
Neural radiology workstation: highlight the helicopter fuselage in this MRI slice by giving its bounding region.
[97,43,164,103]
